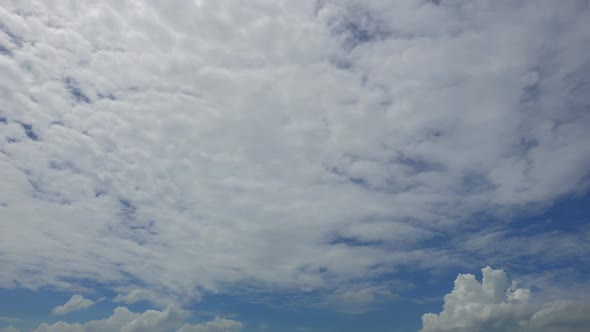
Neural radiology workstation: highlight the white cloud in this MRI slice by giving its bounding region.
[0,317,22,325]
[113,288,177,308]
[29,305,242,332]
[0,0,589,308]
[0,327,20,332]
[51,294,95,315]
[421,267,590,332]
[177,317,244,332]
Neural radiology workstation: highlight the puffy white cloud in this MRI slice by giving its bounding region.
[51,294,95,315]
[0,0,589,308]
[29,305,242,332]
[421,267,590,332]
[177,317,244,332]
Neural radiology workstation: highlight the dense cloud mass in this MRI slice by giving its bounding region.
[0,0,589,314]
[4,306,242,332]
[421,267,590,332]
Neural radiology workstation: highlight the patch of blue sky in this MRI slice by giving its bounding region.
[503,194,590,235]
[18,123,38,141]
[188,292,418,332]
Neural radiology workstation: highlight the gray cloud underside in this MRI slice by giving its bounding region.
[0,0,589,306]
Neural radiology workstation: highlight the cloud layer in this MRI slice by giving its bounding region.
[0,0,589,309]
[421,267,590,332]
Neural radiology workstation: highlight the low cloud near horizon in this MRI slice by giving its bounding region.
[421,267,590,332]
[4,306,243,332]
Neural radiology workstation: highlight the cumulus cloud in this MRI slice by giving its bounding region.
[51,294,95,315]
[0,0,589,308]
[421,267,590,332]
[11,305,242,332]
[177,317,244,332]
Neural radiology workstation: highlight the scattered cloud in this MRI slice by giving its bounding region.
[177,317,243,332]
[421,267,590,332]
[51,294,95,315]
[0,317,22,324]
[0,327,20,332]
[9,306,242,332]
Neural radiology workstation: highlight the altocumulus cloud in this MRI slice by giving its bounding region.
[51,294,95,315]
[421,267,590,332]
[9,306,242,332]
[0,0,589,315]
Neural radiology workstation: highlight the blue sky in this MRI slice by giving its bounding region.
[1,1,590,331]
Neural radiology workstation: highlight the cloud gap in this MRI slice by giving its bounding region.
[0,45,11,56]
[64,77,92,104]
[128,220,158,236]
[391,154,447,175]
[329,6,390,52]
[0,24,23,47]
[118,198,137,220]
[328,235,383,248]
[97,92,116,101]
[459,170,497,195]
[19,123,39,141]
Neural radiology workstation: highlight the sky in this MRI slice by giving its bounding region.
[0,0,589,331]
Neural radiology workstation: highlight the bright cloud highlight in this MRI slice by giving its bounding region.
[51,294,95,315]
